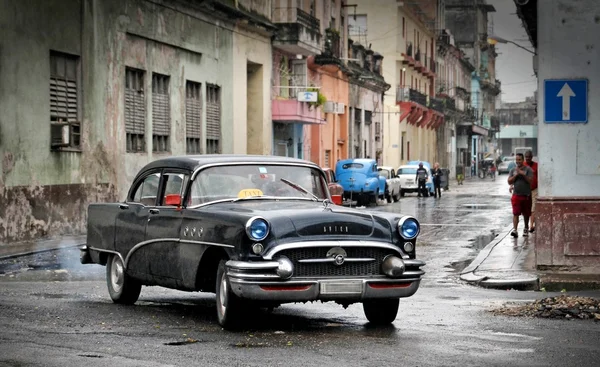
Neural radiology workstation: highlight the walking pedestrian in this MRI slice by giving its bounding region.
[507,153,534,238]
[524,150,538,233]
[415,162,429,197]
[432,162,443,198]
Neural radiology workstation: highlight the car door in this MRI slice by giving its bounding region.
[115,171,161,279]
[144,170,188,286]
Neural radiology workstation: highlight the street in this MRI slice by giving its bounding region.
[1,178,599,367]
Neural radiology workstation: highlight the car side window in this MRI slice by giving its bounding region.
[132,173,161,206]
[161,173,188,206]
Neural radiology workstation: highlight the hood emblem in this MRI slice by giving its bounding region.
[323,225,349,233]
[327,247,347,266]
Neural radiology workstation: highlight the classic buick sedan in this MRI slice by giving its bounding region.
[80,155,425,328]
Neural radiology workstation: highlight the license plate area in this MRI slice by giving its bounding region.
[320,280,363,295]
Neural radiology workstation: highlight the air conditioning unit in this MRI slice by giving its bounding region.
[335,103,345,114]
[51,123,70,148]
[323,101,336,113]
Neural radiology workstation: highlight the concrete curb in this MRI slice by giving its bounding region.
[459,225,540,290]
[0,235,86,260]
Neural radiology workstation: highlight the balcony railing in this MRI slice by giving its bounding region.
[442,96,456,111]
[429,98,445,113]
[296,8,319,30]
[406,42,413,57]
[324,28,341,58]
[273,7,320,31]
[396,86,428,106]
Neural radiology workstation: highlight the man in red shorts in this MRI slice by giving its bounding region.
[524,150,538,232]
[507,153,533,238]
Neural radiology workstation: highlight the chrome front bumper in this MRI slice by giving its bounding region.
[226,258,425,302]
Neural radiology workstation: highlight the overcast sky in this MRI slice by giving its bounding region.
[487,0,537,103]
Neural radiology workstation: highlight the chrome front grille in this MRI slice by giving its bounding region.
[278,247,390,277]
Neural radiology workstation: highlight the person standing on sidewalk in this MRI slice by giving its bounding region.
[507,153,533,238]
[524,150,538,233]
[431,162,443,198]
[415,163,429,197]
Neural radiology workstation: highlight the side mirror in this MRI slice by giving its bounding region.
[165,194,182,207]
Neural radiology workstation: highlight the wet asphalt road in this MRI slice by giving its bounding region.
[1,178,599,367]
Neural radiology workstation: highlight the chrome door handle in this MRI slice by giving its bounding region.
[148,208,160,215]
[119,204,129,210]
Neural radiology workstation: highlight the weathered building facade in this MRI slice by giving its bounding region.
[350,0,442,170]
[515,0,600,276]
[496,96,538,157]
[347,40,390,163]
[445,0,501,175]
[0,0,273,245]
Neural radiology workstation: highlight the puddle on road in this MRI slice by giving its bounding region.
[461,203,504,210]
[468,231,498,250]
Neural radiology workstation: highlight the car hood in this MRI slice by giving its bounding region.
[212,200,392,241]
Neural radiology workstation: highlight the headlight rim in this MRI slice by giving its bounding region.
[245,216,270,242]
[397,216,420,240]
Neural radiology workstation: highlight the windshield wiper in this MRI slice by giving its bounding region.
[280,178,319,201]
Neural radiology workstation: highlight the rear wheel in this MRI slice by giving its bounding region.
[363,299,399,325]
[216,260,244,329]
[106,254,141,305]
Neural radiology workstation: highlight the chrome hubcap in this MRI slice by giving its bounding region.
[111,256,124,293]
[218,275,227,318]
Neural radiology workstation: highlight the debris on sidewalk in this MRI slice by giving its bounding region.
[490,295,600,321]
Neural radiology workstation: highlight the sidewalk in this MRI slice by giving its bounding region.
[0,235,86,260]
[460,225,540,290]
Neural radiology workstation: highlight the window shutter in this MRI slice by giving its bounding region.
[206,84,221,154]
[186,81,202,154]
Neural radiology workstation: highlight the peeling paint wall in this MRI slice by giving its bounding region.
[0,0,236,245]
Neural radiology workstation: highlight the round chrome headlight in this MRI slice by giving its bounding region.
[245,217,270,241]
[398,216,420,240]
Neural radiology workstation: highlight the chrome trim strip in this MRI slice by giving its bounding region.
[228,277,422,285]
[226,260,279,270]
[227,272,281,280]
[263,240,404,260]
[88,247,124,265]
[297,257,376,264]
[125,238,180,267]
[404,259,426,267]
[179,239,235,249]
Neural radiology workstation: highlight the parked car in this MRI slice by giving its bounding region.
[80,155,425,329]
[378,166,401,203]
[497,156,516,175]
[322,167,343,205]
[402,161,435,196]
[335,159,387,206]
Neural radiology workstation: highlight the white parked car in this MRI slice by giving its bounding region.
[397,165,434,197]
[497,156,515,175]
[378,166,401,203]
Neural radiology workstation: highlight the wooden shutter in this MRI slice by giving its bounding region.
[125,69,145,135]
[152,73,170,136]
[206,84,221,154]
[186,81,202,154]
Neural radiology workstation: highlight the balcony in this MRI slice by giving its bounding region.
[441,95,456,111]
[480,78,501,96]
[272,98,324,125]
[323,28,341,59]
[429,98,445,114]
[396,86,428,106]
[272,7,322,56]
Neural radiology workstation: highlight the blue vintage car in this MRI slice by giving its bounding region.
[335,159,386,206]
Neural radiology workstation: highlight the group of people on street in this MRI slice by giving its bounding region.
[415,162,443,198]
[508,150,538,238]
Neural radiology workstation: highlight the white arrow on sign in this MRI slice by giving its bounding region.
[557,83,576,120]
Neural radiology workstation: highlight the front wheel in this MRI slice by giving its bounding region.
[363,299,399,325]
[216,259,244,329]
[106,254,141,305]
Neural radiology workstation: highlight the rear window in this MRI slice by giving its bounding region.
[398,168,417,175]
[342,163,364,169]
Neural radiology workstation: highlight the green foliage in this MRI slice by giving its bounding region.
[306,88,327,109]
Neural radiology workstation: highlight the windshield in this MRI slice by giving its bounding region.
[378,169,391,178]
[189,164,328,205]
[398,168,417,175]
[341,163,364,169]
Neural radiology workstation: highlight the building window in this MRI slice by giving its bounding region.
[325,150,331,168]
[152,73,170,153]
[364,110,372,125]
[186,81,202,154]
[125,67,146,153]
[206,84,221,154]
[348,14,367,39]
[402,17,406,38]
[50,51,80,150]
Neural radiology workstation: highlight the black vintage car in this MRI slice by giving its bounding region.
[80,155,425,328]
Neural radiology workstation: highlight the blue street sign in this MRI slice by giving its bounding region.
[544,79,588,123]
